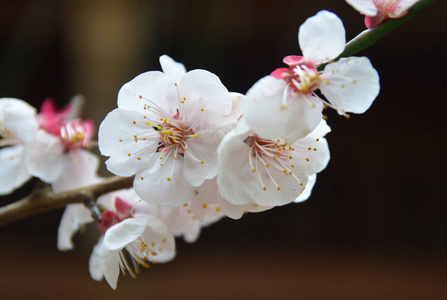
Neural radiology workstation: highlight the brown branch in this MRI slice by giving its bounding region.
[0,175,135,227]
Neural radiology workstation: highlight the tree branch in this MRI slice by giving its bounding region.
[0,175,134,227]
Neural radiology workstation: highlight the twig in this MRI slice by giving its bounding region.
[0,175,134,227]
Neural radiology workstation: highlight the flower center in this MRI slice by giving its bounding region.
[158,118,192,155]
[59,119,95,151]
[373,0,401,14]
[289,65,321,94]
[244,134,303,191]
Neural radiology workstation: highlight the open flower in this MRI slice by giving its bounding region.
[217,119,330,207]
[346,0,420,28]
[99,60,232,206]
[0,98,38,195]
[86,189,178,289]
[243,11,379,143]
[98,217,176,289]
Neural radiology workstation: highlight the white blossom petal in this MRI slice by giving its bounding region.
[294,173,317,203]
[0,98,38,143]
[0,145,31,195]
[299,11,346,64]
[142,217,176,263]
[102,252,120,290]
[99,108,158,176]
[101,218,148,253]
[345,0,379,16]
[217,194,273,220]
[183,129,224,186]
[117,71,178,116]
[159,55,187,83]
[296,122,331,175]
[320,57,380,114]
[51,150,100,193]
[244,76,323,143]
[26,130,65,183]
[134,154,194,206]
[89,237,104,281]
[57,204,93,251]
[178,69,232,132]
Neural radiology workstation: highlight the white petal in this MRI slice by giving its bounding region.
[51,150,100,193]
[320,57,380,114]
[142,217,176,262]
[307,119,331,139]
[294,136,330,175]
[26,130,65,183]
[99,108,158,176]
[189,181,225,225]
[159,55,187,83]
[57,204,93,251]
[299,11,346,64]
[133,202,180,226]
[89,237,104,281]
[294,173,317,203]
[170,206,201,243]
[134,154,194,206]
[0,98,38,143]
[244,76,323,143]
[217,194,273,220]
[102,252,120,290]
[178,69,232,132]
[223,92,244,126]
[345,0,378,16]
[0,145,31,195]
[117,71,178,116]
[100,218,147,253]
[183,129,224,186]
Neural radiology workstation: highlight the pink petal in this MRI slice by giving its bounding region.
[365,13,386,28]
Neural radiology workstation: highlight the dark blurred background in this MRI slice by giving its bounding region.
[0,0,446,299]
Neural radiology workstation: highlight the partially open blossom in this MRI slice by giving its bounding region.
[244,11,379,143]
[99,56,232,206]
[0,98,38,195]
[98,217,176,289]
[86,189,178,289]
[217,119,330,207]
[26,97,98,190]
[346,0,420,28]
[60,189,176,288]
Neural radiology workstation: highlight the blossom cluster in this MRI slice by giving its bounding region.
[1,3,424,288]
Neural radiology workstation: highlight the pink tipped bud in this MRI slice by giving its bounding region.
[97,210,120,233]
[114,197,133,219]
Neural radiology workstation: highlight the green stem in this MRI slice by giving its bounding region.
[339,0,436,58]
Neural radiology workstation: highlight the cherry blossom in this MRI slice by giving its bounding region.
[60,188,176,288]
[0,98,38,195]
[98,217,176,289]
[243,11,380,142]
[99,59,233,206]
[346,0,420,28]
[26,98,98,191]
[217,119,330,207]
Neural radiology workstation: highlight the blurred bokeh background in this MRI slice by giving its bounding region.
[0,0,446,299]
